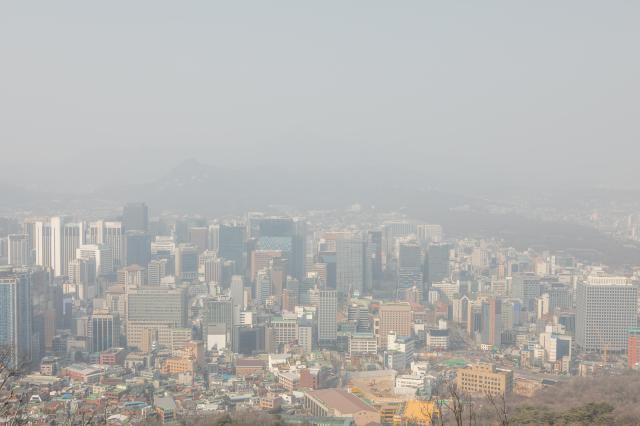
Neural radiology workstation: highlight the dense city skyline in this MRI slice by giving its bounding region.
[2,2,640,425]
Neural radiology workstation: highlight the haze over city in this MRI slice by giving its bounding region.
[2,2,640,426]
[2,1,639,193]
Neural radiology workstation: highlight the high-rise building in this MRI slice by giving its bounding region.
[88,310,120,353]
[147,259,168,285]
[383,222,417,263]
[511,273,541,311]
[397,239,423,295]
[576,277,637,351]
[416,224,443,246]
[255,268,272,306]
[378,302,412,349]
[76,244,113,277]
[122,202,148,233]
[68,258,95,300]
[34,221,51,268]
[230,275,245,310]
[68,258,93,286]
[270,258,287,300]
[199,250,221,283]
[87,221,103,245]
[22,218,39,260]
[50,217,83,277]
[480,297,502,347]
[126,286,188,349]
[124,231,151,267]
[336,238,365,296]
[269,316,298,347]
[367,230,383,284]
[253,216,307,280]
[62,222,83,276]
[210,224,245,273]
[348,303,371,333]
[298,322,314,353]
[50,216,64,276]
[426,243,450,284]
[204,297,235,349]
[175,244,199,281]
[0,270,32,367]
[251,250,283,282]
[189,227,209,254]
[118,265,147,289]
[291,219,308,280]
[7,234,29,267]
[104,221,125,268]
[318,290,337,347]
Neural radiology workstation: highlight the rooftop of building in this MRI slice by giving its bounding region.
[306,388,376,414]
[235,359,266,367]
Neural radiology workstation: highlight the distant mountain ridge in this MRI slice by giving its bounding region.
[3,158,640,269]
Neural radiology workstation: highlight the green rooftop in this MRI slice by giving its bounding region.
[439,358,468,367]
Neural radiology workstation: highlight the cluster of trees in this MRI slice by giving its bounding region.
[0,347,27,425]
[509,402,614,425]
[435,373,640,425]
[507,373,640,425]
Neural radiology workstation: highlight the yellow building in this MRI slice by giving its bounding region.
[162,357,195,374]
[455,363,513,395]
[379,405,398,425]
[393,400,435,426]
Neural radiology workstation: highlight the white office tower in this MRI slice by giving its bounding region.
[70,258,97,299]
[318,290,337,347]
[77,244,113,277]
[50,217,84,277]
[119,265,147,289]
[336,237,365,296]
[50,217,64,276]
[35,221,51,268]
[68,258,95,300]
[256,268,272,306]
[199,250,223,284]
[147,259,168,286]
[7,234,29,266]
[87,221,104,244]
[104,222,124,267]
[63,222,84,276]
[576,276,638,351]
[68,258,92,285]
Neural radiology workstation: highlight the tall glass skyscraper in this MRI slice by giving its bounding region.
[0,270,32,368]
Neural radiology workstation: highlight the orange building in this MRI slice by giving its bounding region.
[628,328,640,368]
[162,357,195,374]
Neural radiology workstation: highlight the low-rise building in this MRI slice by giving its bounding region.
[426,329,449,350]
[349,332,378,357]
[304,389,380,426]
[100,348,127,365]
[235,358,266,376]
[455,363,513,395]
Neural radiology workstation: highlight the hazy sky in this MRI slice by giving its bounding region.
[1,2,638,192]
